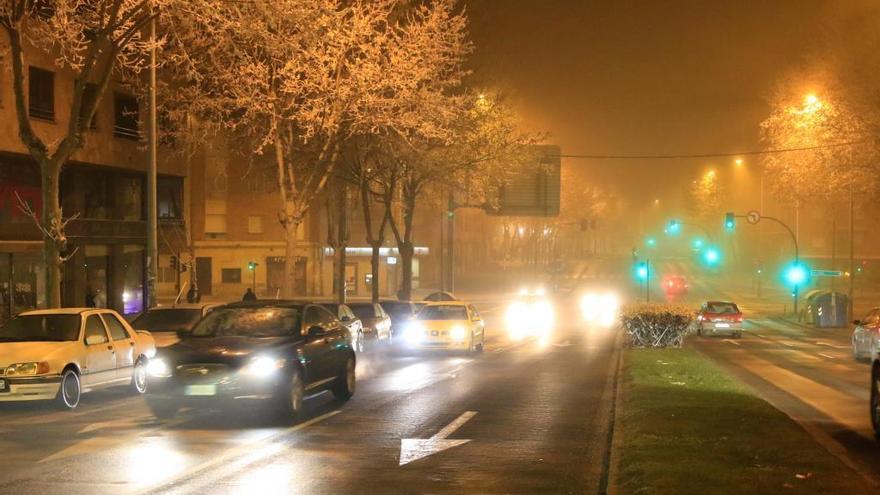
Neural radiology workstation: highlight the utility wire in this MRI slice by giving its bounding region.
[557,139,872,160]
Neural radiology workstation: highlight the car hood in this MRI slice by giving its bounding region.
[418,320,469,331]
[159,335,297,367]
[0,341,78,367]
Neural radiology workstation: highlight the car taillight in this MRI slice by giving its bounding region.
[734,314,743,323]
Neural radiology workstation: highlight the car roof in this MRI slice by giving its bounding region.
[19,308,95,316]
[705,301,737,306]
[422,301,468,307]
[219,300,311,310]
[149,304,218,311]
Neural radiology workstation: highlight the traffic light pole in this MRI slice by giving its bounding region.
[740,213,799,316]
[645,258,650,303]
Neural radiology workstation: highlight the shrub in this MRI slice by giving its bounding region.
[620,303,693,348]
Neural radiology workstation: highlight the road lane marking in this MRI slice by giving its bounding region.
[399,410,476,466]
[723,339,740,346]
[816,341,850,350]
[131,409,341,495]
[818,353,836,360]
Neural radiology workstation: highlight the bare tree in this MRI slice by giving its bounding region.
[0,0,164,307]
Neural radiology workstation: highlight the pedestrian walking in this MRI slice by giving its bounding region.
[242,288,257,301]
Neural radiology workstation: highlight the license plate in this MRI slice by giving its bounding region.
[0,378,7,392]
[715,323,730,328]
[184,385,216,396]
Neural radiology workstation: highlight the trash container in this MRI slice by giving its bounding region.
[803,290,849,328]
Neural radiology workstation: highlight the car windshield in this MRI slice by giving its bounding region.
[190,307,301,338]
[132,309,201,333]
[348,304,375,320]
[418,305,468,321]
[706,303,739,314]
[0,314,80,342]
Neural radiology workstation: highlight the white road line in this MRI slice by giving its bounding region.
[818,353,836,360]
[129,409,341,495]
[723,339,741,346]
[433,411,477,439]
[780,341,795,348]
[815,341,850,350]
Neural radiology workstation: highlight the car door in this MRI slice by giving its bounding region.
[468,305,484,341]
[375,304,391,340]
[300,306,336,388]
[864,310,880,356]
[102,312,136,381]
[81,314,117,387]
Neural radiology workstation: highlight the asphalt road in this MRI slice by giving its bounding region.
[0,302,620,495]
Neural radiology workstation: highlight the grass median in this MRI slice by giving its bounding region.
[615,347,872,494]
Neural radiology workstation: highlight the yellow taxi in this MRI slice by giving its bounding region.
[401,301,485,353]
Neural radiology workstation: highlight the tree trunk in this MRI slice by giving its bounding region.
[283,220,301,298]
[41,159,62,308]
[333,187,347,303]
[399,242,414,301]
[369,240,381,303]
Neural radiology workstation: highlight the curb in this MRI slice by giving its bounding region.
[603,336,625,495]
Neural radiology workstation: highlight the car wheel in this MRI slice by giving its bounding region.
[130,358,148,394]
[355,331,365,353]
[147,399,179,419]
[733,332,742,339]
[871,363,880,440]
[55,368,81,410]
[332,357,356,402]
[277,368,305,419]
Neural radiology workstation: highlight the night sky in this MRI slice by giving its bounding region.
[465,0,878,209]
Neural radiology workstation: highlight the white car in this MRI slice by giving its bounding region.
[852,308,880,361]
[0,308,156,409]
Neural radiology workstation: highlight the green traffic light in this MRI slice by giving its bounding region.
[646,237,657,248]
[702,247,721,266]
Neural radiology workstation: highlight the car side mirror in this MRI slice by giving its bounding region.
[340,315,351,322]
[85,334,107,346]
[307,325,326,337]
[853,320,862,326]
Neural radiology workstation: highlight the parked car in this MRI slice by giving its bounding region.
[379,300,420,341]
[317,302,366,353]
[400,301,485,353]
[0,308,156,409]
[852,308,880,361]
[131,303,221,347]
[346,302,392,347]
[696,301,743,338]
[423,291,457,302]
[145,301,356,419]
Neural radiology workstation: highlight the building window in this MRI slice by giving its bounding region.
[77,82,99,130]
[158,176,183,220]
[247,215,263,234]
[204,199,227,234]
[221,268,241,284]
[28,67,54,121]
[113,92,139,139]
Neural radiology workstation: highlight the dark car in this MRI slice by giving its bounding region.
[872,357,880,439]
[380,300,420,341]
[424,291,457,302]
[318,302,366,353]
[144,301,356,420]
[346,302,392,347]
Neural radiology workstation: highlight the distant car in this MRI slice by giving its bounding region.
[145,301,355,419]
[852,308,880,361]
[696,301,743,338]
[318,302,366,353]
[346,302,392,348]
[662,275,689,297]
[379,300,420,341]
[400,301,485,353]
[506,288,555,341]
[424,291,457,302]
[131,303,221,347]
[0,308,156,409]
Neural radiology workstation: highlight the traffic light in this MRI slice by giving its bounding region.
[666,219,681,235]
[646,237,657,248]
[248,261,257,271]
[170,255,178,270]
[702,247,721,266]
[691,238,703,250]
[635,262,649,281]
[784,263,809,286]
[724,212,735,231]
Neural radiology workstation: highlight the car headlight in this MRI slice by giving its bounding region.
[404,323,425,344]
[146,358,172,378]
[5,361,50,376]
[240,356,285,378]
[450,326,467,341]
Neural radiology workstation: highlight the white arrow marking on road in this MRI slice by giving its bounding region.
[399,411,476,466]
